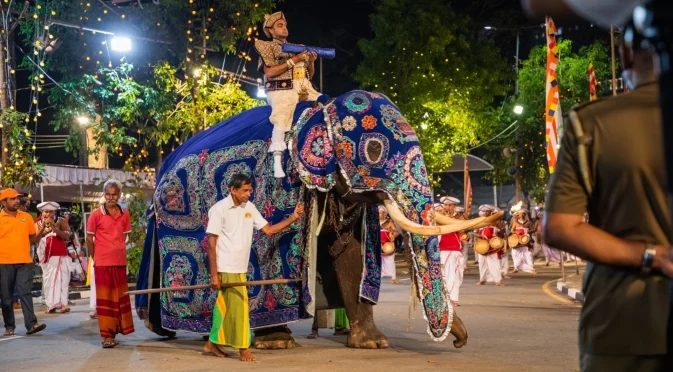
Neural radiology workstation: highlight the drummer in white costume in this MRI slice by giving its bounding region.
[379,206,399,285]
[475,205,505,286]
[509,206,537,274]
[437,198,465,305]
[453,206,469,270]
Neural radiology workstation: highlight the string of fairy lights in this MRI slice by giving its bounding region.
[2,1,266,185]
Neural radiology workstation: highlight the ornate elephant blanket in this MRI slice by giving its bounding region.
[289,91,452,341]
[136,90,452,342]
[135,102,314,333]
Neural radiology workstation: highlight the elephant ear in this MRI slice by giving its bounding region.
[289,104,337,191]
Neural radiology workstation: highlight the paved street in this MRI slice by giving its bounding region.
[1,261,581,372]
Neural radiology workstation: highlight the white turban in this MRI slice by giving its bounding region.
[440,196,460,205]
[433,203,444,210]
[479,204,495,212]
[37,201,60,211]
[103,178,123,192]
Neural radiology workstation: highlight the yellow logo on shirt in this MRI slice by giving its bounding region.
[245,212,252,218]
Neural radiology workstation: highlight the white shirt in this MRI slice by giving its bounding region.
[206,195,268,273]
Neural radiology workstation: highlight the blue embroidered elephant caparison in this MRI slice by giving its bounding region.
[135,90,451,341]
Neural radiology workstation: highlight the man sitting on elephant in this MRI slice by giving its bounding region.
[203,173,304,361]
[254,11,321,178]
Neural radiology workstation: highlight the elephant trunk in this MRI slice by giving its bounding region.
[450,311,468,348]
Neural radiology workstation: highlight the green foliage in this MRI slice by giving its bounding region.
[354,0,511,181]
[125,189,148,280]
[49,61,263,173]
[482,40,613,200]
[0,109,45,188]
[150,62,264,143]
[17,1,281,79]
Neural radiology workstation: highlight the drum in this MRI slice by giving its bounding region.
[475,239,490,255]
[489,237,504,250]
[460,233,468,241]
[507,234,520,248]
[382,242,396,255]
[519,234,530,245]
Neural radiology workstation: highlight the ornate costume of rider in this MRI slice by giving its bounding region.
[254,11,322,178]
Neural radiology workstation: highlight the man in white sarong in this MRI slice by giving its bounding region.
[36,202,72,314]
[437,199,465,305]
[535,209,562,266]
[510,206,537,274]
[453,206,470,270]
[475,205,505,286]
[379,206,400,284]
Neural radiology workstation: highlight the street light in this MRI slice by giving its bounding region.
[110,36,132,52]
[77,116,90,126]
[484,26,494,30]
[513,104,524,115]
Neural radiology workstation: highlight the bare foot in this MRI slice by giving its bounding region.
[60,307,71,314]
[45,309,56,314]
[451,301,460,307]
[307,330,319,339]
[495,282,505,286]
[391,278,400,285]
[503,275,512,279]
[512,270,519,273]
[239,348,256,362]
[531,269,537,275]
[203,340,227,358]
[476,281,485,285]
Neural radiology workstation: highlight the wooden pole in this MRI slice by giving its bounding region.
[610,26,617,96]
[125,278,302,295]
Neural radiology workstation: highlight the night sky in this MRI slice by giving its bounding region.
[23,0,612,170]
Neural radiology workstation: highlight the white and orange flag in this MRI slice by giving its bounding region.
[464,156,472,217]
[545,17,563,174]
[589,63,598,101]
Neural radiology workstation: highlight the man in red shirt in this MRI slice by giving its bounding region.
[437,198,464,306]
[475,205,505,286]
[86,179,134,348]
[0,188,47,336]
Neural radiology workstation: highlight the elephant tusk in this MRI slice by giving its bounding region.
[382,200,504,236]
[434,211,504,231]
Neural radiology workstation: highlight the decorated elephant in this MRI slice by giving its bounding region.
[135,90,501,349]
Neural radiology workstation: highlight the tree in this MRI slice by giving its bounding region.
[49,61,263,175]
[0,0,279,186]
[354,0,511,181]
[481,39,613,201]
[0,2,45,187]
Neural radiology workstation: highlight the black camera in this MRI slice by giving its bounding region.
[55,208,82,232]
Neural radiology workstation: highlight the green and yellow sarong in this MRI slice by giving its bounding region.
[209,273,252,349]
[335,308,349,330]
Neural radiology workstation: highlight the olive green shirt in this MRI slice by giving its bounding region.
[547,82,672,355]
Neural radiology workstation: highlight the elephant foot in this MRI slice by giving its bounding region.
[450,311,468,348]
[346,320,389,349]
[253,326,296,350]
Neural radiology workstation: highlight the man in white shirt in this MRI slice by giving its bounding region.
[203,173,304,362]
